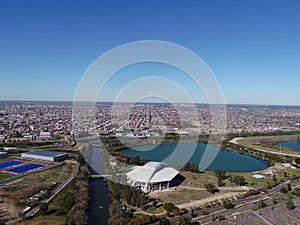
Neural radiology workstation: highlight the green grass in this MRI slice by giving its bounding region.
[227,172,271,188]
[144,205,165,214]
[0,171,14,180]
[18,163,74,184]
[16,215,66,225]
[48,181,72,210]
[151,189,213,205]
[180,171,219,188]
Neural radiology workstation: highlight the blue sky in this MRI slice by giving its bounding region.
[0,0,300,105]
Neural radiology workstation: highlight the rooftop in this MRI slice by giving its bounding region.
[23,150,67,158]
[127,161,179,184]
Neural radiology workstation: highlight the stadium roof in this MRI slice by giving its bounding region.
[24,150,67,157]
[127,162,179,184]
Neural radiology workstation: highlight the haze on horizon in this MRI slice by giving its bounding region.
[0,1,300,106]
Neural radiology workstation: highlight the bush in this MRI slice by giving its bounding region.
[286,199,294,210]
[201,210,210,215]
[280,187,288,193]
[163,203,175,212]
[257,200,266,208]
[292,188,300,196]
[244,189,260,197]
[223,201,235,209]
[204,183,216,193]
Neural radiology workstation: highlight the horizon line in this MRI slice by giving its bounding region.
[0,99,300,107]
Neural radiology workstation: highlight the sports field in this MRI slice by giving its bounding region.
[0,160,25,169]
[4,163,46,174]
[0,160,46,174]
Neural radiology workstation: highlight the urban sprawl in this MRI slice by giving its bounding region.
[1,102,300,142]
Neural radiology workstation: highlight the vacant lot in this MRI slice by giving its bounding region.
[149,189,213,205]
[180,171,219,188]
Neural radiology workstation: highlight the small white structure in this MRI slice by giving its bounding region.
[127,161,180,192]
[252,174,265,179]
[21,150,68,162]
[0,152,8,159]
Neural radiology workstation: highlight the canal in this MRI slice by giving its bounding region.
[88,140,111,225]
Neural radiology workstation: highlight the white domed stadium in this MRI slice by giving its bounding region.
[126,161,182,192]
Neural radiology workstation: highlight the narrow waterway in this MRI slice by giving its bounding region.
[88,140,111,225]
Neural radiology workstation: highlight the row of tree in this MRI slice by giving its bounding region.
[182,162,202,173]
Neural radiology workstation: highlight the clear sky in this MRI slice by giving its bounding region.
[0,0,299,105]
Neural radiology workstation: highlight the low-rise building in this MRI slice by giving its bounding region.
[21,150,68,162]
[0,152,8,159]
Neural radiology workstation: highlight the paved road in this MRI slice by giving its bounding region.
[192,178,300,224]
[252,211,274,225]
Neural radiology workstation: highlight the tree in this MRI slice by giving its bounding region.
[201,210,210,215]
[286,199,295,210]
[287,183,292,191]
[164,203,175,212]
[231,175,246,186]
[174,216,191,225]
[295,158,300,164]
[214,170,226,186]
[257,200,266,208]
[204,183,216,193]
[183,162,191,171]
[280,187,288,193]
[292,188,300,196]
[182,162,200,173]
[223,201,235,209]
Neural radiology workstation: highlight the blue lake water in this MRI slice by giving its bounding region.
[278,141,300,151]
[121,142,268,172]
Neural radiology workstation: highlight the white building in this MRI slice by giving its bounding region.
[127,162,180,192]
[0,152,8,159]
[21,150,68,162]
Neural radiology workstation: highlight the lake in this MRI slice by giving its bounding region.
[278,141,300,151]
[121,142,268,172]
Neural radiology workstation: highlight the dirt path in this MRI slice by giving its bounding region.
[176,191,244,209]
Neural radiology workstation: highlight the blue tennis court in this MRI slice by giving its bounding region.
[0,160,25,169]
[4,163,46,174]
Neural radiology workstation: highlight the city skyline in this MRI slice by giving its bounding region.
[1,1,300,105]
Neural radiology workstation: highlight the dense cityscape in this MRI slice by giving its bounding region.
[1,102,300,142]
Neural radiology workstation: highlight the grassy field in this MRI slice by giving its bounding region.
[228,172,271,188]
[48,179,74,212]
[17,163,74,184]
[180,171,219,188]
[0,171,14,180]
[149,189,213,205]
[16,215,66,225]
[238,135,300,154]
[144,205,165,214]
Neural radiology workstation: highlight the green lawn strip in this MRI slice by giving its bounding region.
[0,171,15,180]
